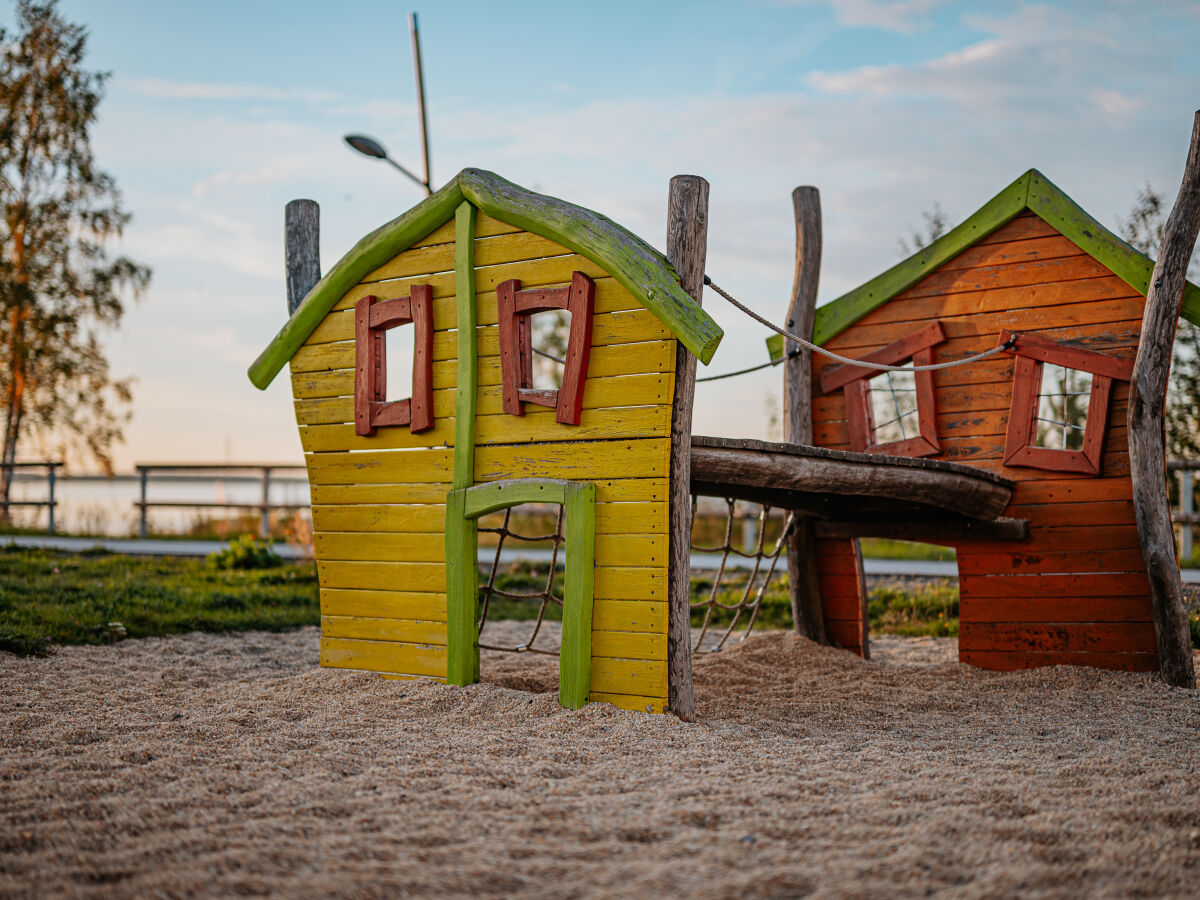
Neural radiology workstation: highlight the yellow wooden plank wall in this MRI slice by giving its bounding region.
[293,212,677,713]
[292,215,470,681]
[467,227,675,712]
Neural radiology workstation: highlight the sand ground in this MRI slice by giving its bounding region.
[3,625,1200,898]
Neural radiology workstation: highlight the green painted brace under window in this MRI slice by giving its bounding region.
[444,478,596,709]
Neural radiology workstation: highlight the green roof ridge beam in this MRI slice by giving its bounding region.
[812,171,1032,346]
[248,174,467,389]
[248,168,724,390]
[1026,170,1200,327]
[458,169,722,364]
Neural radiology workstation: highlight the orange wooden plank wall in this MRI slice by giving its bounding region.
[810,211,1157,672]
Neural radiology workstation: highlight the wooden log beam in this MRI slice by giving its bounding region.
[285,200,321,316]
[784,185,827,644]
[666,175,709,722]
[816,517,1029,543]
[691,436,1014,522]
[1128,110,1200,689]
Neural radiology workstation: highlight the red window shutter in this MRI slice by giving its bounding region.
[496,271,595,426]
[353,284,434,437]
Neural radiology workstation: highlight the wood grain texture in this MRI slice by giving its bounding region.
[561,481,597,709]
[820,321,947,393]
[690,437,1012,521]
[816,538,868,658]
[784,185,827,644]
[557,272,595,425]
[320,588,446,620]
[285,199,321,316]
[319,636,446,678]
[1127,110,1200,689]
[665,174,708,722]
[452,202,477,489]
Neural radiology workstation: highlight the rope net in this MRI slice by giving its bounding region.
[474,497,797,662]
[476,503,565,656]
[689,496,796,652]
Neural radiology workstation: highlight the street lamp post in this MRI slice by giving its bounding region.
[343,11,433,197]
[343,134,429,194]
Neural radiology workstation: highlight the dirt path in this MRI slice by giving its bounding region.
[3,627,1199,898]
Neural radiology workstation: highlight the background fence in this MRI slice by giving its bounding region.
[0,459,1196,565]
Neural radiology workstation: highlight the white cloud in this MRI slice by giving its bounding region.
[123,77,341,104]
[125,214,278,282]
[1090,88,1144,117]
[789,0,946,34]
[826,0,944,33]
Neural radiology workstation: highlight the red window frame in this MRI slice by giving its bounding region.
[353,284,434,437]
[819,321,946,458]
[999,330,1134,475]
[496,271,595,426]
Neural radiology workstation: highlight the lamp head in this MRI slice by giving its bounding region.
[344,134,388,159]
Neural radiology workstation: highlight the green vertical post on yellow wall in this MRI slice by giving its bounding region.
[452,200,477,490]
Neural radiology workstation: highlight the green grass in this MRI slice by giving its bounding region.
[24,549,1188,657]
[867,581,959,637]
[858,539,956,561]
[0,547,318,656]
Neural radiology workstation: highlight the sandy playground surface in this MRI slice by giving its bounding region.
[3,625,1200,899]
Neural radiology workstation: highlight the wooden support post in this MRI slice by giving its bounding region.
[138,467,149,539]
[46,463,55,535]
[784,186,827,643]
[1182,470,1195,562]
[666,174,709,722]
[285,200,321,316]
[1128,110,1200,690]
[259,467,272,538]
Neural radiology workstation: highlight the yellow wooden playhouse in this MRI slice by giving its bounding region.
[248,169,722,714]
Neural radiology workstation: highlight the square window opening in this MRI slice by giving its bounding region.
[868,366,920,446]
[383,323,415,402]
[1034,362,1091,452]
[529,309,569,392]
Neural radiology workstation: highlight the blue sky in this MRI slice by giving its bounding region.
[23,0,1200,468]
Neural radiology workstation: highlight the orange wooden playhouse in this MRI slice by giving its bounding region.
[801,169,1200,671]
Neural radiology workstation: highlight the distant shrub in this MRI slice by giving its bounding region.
[207,535,282,570]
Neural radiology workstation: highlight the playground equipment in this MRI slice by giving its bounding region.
[249,139,1200,716]
[778,168,1200,674]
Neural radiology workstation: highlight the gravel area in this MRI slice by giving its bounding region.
[3,626,1200,898]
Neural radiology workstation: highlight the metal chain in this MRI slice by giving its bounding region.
[703,275,1014,373]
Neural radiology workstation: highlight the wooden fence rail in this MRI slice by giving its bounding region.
[135,463,308,538]
[1169,458,1200,561]
[0,461,62,533]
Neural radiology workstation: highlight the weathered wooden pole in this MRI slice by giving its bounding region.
[784,186,828,643]
[1128,110,1200,690]
[285,200,321,316]
[666,175,709,721]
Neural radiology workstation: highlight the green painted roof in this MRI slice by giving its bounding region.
[812,168,1200,346]
[249,168,723,389]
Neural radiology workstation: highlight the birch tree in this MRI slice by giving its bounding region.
[0,0,149,516]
